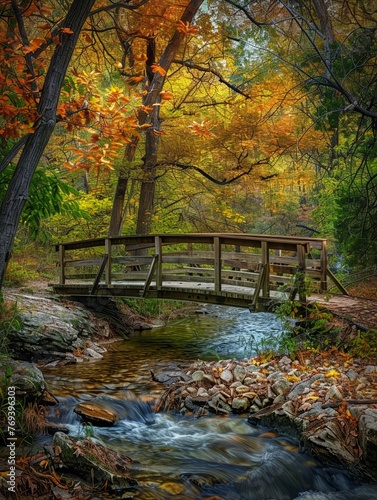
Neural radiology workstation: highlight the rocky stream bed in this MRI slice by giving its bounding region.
[1,289,377,498]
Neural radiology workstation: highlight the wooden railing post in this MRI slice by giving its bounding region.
[105,238,112,286]
[320,240,327,291]
[155,235,162,289]
[214,236,221,292]
[261,241,270,296]
[297,243,307,302]
[58,244,65,285]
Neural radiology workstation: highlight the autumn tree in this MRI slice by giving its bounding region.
[0,0,148,290]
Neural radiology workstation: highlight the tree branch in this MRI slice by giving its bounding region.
[224,0,273,27]
[157,160,269,185]
[90,0,149,16]
[0,135,29,174]
[173,59,250,99]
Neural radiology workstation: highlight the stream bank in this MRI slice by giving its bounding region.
[1,288,377,498]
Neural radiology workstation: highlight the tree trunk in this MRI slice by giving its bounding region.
[0,0,96,289]
[109,0,204,237]
[135,0,204,235]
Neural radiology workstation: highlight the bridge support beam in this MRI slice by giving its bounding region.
[214,237,221,292]
[155,236,162,289]
[261,241,270,297]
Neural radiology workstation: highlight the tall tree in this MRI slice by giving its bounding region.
[0,0,147,290]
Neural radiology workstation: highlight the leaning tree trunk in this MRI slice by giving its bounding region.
[0,0,96,290]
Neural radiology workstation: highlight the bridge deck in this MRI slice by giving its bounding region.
[52,279,289,309]
[51,232,347,310]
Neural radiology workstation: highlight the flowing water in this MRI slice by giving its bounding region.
[42,306,377,499]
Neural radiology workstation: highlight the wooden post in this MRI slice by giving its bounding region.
[105,238,112,286]
[214,236,221,292]
[155,235,162,289]
[261,241,270,297]
[58,244,65,285]
[297,243,306,302]
[320,240,327,291]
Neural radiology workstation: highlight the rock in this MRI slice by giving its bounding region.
[7,296,109,362]
[364,365,377,375]
[359,408,377,481]
[303,420,357,466]
[346,368,359,382]
[231,397,250,412]
[271,377,291,396]
[52,432,137,489]
[220,369,233,383]
[325,384,343,401]
[278,356,292,371]
[233,364,246,382]
[83,347,103,359]
[287,374,324,400]
[191,370,204,381]
[0,359,47,400]
[74,395,155,426]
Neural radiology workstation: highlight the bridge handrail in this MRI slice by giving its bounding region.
[55,233,328,302]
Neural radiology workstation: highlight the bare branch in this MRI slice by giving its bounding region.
[157,160,269,185]
[90,0,149,16]
[173,60,250,99]
[224,0,273,27]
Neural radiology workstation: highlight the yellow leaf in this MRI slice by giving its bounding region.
[325,369,340,379]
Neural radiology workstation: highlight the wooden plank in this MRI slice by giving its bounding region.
[114,256,154,265]
[297,243,306,302]
[252,264,267,310]
[262,241,270,297]
[326,268,349,295]
[105,238,111,286]
[320,240,328,291]
[142,255,159,297]
[155,236,162,289]
[59,244,65,285]
[65,259,104,267]
[90,254,108,296]
[214,237,221,292]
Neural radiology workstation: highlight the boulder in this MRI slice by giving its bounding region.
[52,432,137,489]
[358,408,377,481]
[0,359,46,400]
[74,395,155,426]
[7,295,109,362]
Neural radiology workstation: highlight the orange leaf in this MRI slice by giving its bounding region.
[150,64,166,76]
[84,33,93,44]
[128,75,144,84]
[60,27,74,34]
[176,20,199,36]
[160,91,174,100]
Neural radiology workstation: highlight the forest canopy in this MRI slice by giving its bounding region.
[0,0,376,289]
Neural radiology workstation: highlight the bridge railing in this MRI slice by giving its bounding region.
[55,233,328,302]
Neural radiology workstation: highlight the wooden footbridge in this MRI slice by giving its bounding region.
[51,233,347,311]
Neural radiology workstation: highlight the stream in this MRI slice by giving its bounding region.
[42,306,377,499]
